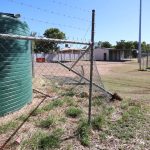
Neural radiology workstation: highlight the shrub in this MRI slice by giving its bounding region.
[39,128,64,149]
[77,119,90,146]
[66,107,82,118]
[92,115,105,130]
[38,116,55,128]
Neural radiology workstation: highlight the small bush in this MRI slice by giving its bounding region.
[38,116,55,128]
[22,129,63,149]
[92,115,105,130]
[21,131,47,149]
[39,128,64,149]
[43,99,64,111]
[77,119,90,146]
[66,107,82,118]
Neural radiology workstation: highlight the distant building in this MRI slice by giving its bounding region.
[34,48,131,62]
[93,48,130,61]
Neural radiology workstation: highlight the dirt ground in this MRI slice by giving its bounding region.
[0,60,149,150]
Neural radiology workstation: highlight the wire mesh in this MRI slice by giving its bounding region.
[0,33,112,149]
[141,52,150,70]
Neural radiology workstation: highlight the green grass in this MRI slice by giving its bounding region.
[37,116,55,128]
[63,96,75,106]
[65,107,82,118]
[21,131,47,149]
[22,129,63,150]
[39,129,63,149]
[108,104,145,141]
[43,99,64,111]
[62,89,76,97]
[31,108,45,116]
[92,114,105,130]
[58,117,67,123]
[77,119,90,147]
[17,114,28,121]
[0,121,18,134]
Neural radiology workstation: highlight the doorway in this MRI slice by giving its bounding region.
[104,53,107,61]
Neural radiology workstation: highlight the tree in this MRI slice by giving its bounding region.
[101,41,112,48]
[115,40,126,49]
[34,28,66,53]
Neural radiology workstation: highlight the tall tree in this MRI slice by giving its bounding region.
[115,40,126,49]
[34,28,66,53]
[101,41,112,48]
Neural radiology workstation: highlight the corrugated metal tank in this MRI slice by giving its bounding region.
[0,14,32,116]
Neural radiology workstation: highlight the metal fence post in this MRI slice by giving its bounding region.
[88,9,95,125]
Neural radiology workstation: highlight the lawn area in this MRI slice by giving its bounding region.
[0,60,149,150]
[97,60,150,101]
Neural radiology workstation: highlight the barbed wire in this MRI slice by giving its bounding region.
[7,0,91,22]
[50,0,91,13]
[21,16,90,32]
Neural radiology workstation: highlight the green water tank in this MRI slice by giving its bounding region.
[0,13,32,116]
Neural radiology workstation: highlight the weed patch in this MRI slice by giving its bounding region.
[0,121,18,134]
[37,116,55,128]
[43,99,64,111]
[77,119,90,146]
[39,128,64,149]
[92,114,105,130]
[66,107,82,118]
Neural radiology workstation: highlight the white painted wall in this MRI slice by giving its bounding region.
[93,48,109,61]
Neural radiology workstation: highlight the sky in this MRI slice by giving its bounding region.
[0,0,150,45]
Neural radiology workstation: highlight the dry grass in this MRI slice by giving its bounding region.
[0,60,149,150]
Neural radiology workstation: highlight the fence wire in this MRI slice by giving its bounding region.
[0,33,112,149]
[141,52,150,70]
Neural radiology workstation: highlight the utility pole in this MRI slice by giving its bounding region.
[138,0,142,70]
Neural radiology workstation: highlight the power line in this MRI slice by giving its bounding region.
[7,0,90,23]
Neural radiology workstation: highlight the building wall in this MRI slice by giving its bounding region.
[109,50,125,61]
[93,48,109,61]
[33,52,89,62]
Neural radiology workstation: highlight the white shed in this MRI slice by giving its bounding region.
[93,48,125,61]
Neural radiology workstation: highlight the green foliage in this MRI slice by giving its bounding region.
[66,107,82,118]
[38,116,55,128]
[92,115,105,130]
[109,105,145,141]
[77,119,90,146]
[34,28,65,53]
[22,129,63,150]
[101,41,112,48]
[58,117,67,123]
[39,129,63,149]
[17,114,28,121]
[43,99,64,111]
[0,121,18,134]
[21,131,47,149]
[96,41,112,48]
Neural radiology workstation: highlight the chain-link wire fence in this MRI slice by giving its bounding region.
[0,31,116,149]
[141,52,150,70]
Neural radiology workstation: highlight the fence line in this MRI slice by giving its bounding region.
[0,34,90,45]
